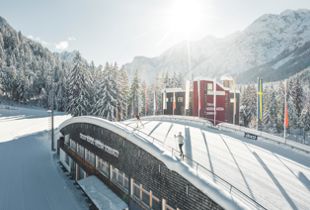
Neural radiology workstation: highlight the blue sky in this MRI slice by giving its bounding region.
[0,0,309,65]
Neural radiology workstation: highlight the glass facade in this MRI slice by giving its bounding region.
[62,135,178,210]
[69,139,77,151]
[85,148,95,166]
[77,144,84,158]
[64,134,70,145]
[111,166,129,192]
[97,158,109,177]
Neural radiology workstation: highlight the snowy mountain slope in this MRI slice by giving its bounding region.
[237,40,310,82]
[123,9,310,83]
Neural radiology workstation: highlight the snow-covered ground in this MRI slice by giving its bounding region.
[0,106,88,210]
[123,118,310,210]
[0,105,70,142]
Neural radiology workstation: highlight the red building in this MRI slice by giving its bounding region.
[192,79,239,125]
[161,78,239,125]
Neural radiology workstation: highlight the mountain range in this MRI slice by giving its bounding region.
[123,9,310,84]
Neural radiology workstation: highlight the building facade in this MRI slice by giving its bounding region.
[161,79,239,125]
[162,88,186,116]
[58,117,225,210]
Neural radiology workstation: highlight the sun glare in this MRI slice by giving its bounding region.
[167,0,203,40]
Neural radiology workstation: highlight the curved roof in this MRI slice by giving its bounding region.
[59,116,247,210]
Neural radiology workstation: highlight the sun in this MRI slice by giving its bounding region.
[167,0,203,41]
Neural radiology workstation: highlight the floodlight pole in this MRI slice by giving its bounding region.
[48,110,55,151]
[51,109,54,151]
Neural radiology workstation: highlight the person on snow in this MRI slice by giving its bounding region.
[174,131,184,158]
[135,114,144,128]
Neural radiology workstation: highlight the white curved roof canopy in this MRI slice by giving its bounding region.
[58,116,248,210]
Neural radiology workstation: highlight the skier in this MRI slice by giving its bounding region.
[174,131,184,158]
[135,114,144,128]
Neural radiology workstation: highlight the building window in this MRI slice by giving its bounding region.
[65,153,70,165]
[207,83,213,91]
[111,166,129,192]
[79,166,86,180]
[64,134,70,145]
[97,158,109,177]
[77,144,84,159]
[85,149,95,166]
[69,139,77,151]
[177,97,183,102]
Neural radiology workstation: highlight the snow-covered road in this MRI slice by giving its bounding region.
[125,119,310,210]
[0,106,87,210]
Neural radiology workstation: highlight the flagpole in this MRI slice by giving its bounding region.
[198,80,200,118]
[214,79,216,126]
[233,79,236,125]
[284,79,287,143]
[173,91,176,115]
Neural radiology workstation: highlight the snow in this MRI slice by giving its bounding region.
[78,176,128,210]
[125,117,310,210]
[0,105,70,142]
[60,116,247,210]
[0,106,88,210]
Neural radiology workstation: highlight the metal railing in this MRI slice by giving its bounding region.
[132,181,172,210]
[218,123,310,153]
[120,122,268,210]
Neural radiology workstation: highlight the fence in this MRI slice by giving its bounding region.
[131,180,176,210]
[218,123,310,153]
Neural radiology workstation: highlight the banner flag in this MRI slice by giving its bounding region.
[284,103,289,128]
[257,77,263,122]
[284,80,289,129]
[214,79,216,124]
[198,80,201,117]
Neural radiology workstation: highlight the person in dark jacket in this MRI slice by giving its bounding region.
[135,114,144,128]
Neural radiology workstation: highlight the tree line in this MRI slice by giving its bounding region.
[240,70,310,133]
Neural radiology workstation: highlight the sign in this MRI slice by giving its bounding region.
[80,133,119,158]
[244,132,258,140]
[206,107,224,111]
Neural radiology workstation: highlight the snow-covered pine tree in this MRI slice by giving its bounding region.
[275,81,285,132]
[176,72,184,88]
[140,81,147,116]
[90,64,104,115]
[288,77,304,128]
[128,69,140,117]
[163,72,170,88]
[299,93,310,131]
[111,62,125,121]
[66,52,92,116]
[92,63,118,121]
[117,67,129,120]
[240,84,257,127]
[263,85,277,132]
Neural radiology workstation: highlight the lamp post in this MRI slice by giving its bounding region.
[47,109,55,151]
